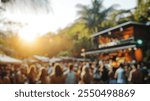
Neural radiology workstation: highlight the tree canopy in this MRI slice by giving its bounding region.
[0,0,150,58]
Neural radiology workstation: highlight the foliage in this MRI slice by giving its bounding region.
[0,0,150,58]
[56,21,93,57]
[77,0,116,33]
[57,51,72,57]
[134,0,150,23]
[1,0,10,3]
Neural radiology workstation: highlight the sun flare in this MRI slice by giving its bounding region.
[19,25,38,42]
[19,32,37,42]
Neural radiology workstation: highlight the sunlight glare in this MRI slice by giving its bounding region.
[18,15,52,43]
[19,25,38,42]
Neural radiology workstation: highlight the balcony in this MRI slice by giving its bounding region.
[98,37,135,49]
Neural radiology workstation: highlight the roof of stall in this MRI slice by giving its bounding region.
[75,58,91,62]
[85,44,136,55]
[91,21,146,38]
[23,58,38,63]
[33,55,50,62]
[49,57,63,63]
[0,54,22,64]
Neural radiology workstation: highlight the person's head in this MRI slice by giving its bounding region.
[131,63,137,69]
[96,62,99,68]
[137,63,141,69]
[119,63,124,68]
[6,64,11,70]
[41,68,48,77]
[54,64,63,77]
[6,69,11,76]
[82,66,91,84]
[51,63,55,67]
[29,65,36,74]
[69,64,74,71]
[20,67,27,75]
[89,63,92,67]
[82,66,89,74]
[84,67,89,74]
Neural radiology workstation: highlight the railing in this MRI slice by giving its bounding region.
[98,37,135,48]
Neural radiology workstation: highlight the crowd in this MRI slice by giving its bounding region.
[0,60,150,84]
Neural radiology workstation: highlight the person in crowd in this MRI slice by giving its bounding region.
[108,67,117,84]
[3,68,11,84]
[0,59,149,84]
[65,64,78,84]
[36,66,43,82]
[15,67,27,84]
[50,64,66,84]
[9,66,16,84]
[79,66,92,84]
[0,66,7,79]
[147,71,150,84]
[77,63,84,82]
[114,63,126,84]
[124,64,131,83]
[93,62,101,84]
[89,62,94,78]
[28,65,38,84]
[0,77,3,84]
[128,63,143,84]
[139,62,149,83]
[39,68,50,84]
[48,63,55,75]
[101,65,109,84]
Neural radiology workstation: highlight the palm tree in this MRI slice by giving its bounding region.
[77,0,116,33]
[137,0,143,6]
[76,4,95,33]
[134,0,150,23]
[1,0,10,3]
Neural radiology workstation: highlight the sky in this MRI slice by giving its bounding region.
[0,0,137,35]
[49,0,137,32]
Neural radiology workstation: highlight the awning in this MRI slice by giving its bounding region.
[75,58,91,62]
[60,57,75,60]
[0,54,22,64]
[33,55,50,62]
[49,57,62,63]
[85,44,136,55]
[23,58,38,63]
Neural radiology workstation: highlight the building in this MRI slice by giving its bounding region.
[85,21,150,64]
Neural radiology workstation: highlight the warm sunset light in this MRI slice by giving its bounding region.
[19,33,37,42]
[0,0,150,87]
[19,26,38,42]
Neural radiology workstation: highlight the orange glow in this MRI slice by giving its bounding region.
[118,50,123,57]
[112,61,119,68]
[124,34,130,39]
[135,48,143,62]
[123,27,134,39]
[19,26,38,43]
[125,52,132,62]
[19,33,37,42]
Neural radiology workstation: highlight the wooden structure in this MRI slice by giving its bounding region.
[85,21,150,62]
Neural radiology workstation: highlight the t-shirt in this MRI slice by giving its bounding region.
[116,67,125,84]
[65,71,76,84]
[131,69,143,84]
[50,75,65,84]
[48,67,53,74]
[93,67,101,80]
